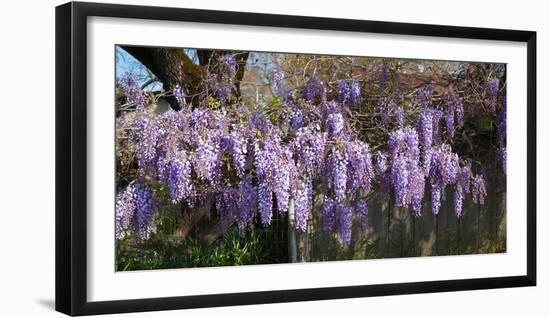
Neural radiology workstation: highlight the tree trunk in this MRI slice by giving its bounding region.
[120,46,249,110]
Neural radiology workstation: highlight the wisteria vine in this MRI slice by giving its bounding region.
[115,56,505,248]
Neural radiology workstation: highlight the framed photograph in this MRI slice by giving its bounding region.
[55,1,536,316]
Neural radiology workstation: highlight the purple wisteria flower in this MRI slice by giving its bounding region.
[237,176,257,234]
[389,127,419,166]
[454,188,464,218]
[155,110,187,180]
[331,146,348,201]
[441,93,456,141]
[257,181,273,226]
[168,152,194,204]
[321,100,340,119]
[417,108,433,174]
[392,155,410,206]
[395,104,404,128]
[497,95,507,147]
[338,79,361,107]
[282,90,294,107]
[303,74,326,103]
[326,113,345,140]
[345,140,374,196]
[322,197,336,231]
[374,151,388,179]
[290,108,305,131]
[486,77,500,112]
[187,108,214,150]
[431,185,442,216]
[458,161,472,194]
[273,69,285,95]
[254,129,294,220]
[136,112,160,176]
[337,80,350,105]
[350,79,361,106]
[498,147,507,175]
[115,184,138,240]
[337,203,353,247]
[136,184,156,240]
[378,98,391,128]
[453,161,472,218]
[472,174,487,205]
[217,83,233,104]
[374,151,391,198]
[409,164,425,217]
[196,132,222,185]
[431,108,443,145]
[445,106,455,140]
[216,188,238,230]
[114,58,501,248]
[224,54,237,80]
[444,92,464,139]
[294,177,313,231]
[378,98,403,128]
[226,127,248,178]
[273,147,294,215]
[118,72,148,110]
[417,85,435,109]
[388,127,423,213]
[173,85,187,110]
[356,199,369,232]
[429,144,459,214]
[250,111,271,135]
[292,126,326,177]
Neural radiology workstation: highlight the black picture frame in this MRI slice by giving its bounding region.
[55,1,537,316]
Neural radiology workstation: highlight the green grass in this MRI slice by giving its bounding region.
[116,226,286,271]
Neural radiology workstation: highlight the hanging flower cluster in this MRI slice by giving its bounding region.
[337,79,361,107]
[486,77,500,112]
[443,91,464,140]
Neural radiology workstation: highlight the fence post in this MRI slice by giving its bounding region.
[435,214,439,256]
[288,198,298,263]
[385,199,392,257]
